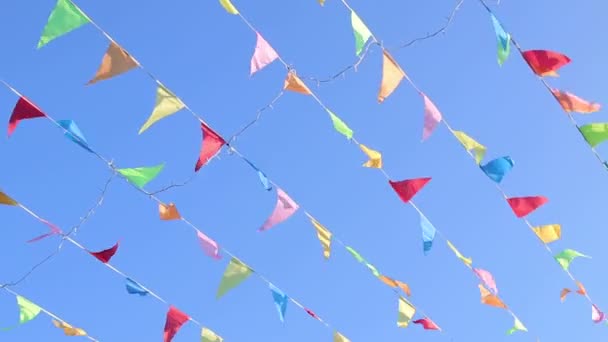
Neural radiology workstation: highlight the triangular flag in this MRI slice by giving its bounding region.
[379,276,412,296]
[560,281,586,302]
[333,331,350,342]
[310,218,332,259]
[593,305,605,323]
[89,242,119,263]
[250,32,279,75]
[219,0,239,15]
[195,122,226,172]
[551,89,600,114]
[16,296,41,324]
[87,42,138,85]
[163,306,189,342]
[422,94,442,141]
[378,51,404,103]
[474,268,498,294]
[27,219,62,243]
[52,320,87,336]
[397,297,416,328]
[159,203,181,220]
[8,97,47,137]
[389,177,431,203]
[479,284,507,309]
[197,230,221,260]
[364,262,381,277]
[269,284,288,322]
[201,328,223,342]
[37,0,90,48]
[490,13,511,65]
[554,249,590,271]
[305,308,318,320]
[284,72,312,95]
[0,191,18,206]
[350,11,372,56]
[359,144,382,168]
[446,240,473,267]
[242,158,272,191]
[345,246,365,263]
[532,224,561,244]
[579,123,608,147]
[217,257,252,299]
[413,318,440,331]
[57,120,92,152]
[326,109,353,139]
[522,50,571,77]
[480,156,514,183]
[139,85,185,134]
[419,213,436,255]
[319,0,325,6]
[452,130,486,164]
[507,316,527,335]
[117,164,164,188]
[506,196,548,218]
[125,278,148,296]
[259,188,299,231]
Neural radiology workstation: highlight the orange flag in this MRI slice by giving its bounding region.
[87,42,138,85]
[561,281,587,302]
[379,275,412,296]
[378,51,404,103]
[284,71,311,95]
[0,191,17,206]
[479,284,507,309]
[159,203,181,220]
[551,89,600,114]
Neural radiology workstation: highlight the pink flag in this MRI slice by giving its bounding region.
[413,318,440,331]
[197,231,221,260]
[250,32,279,75]
[473,268,498,294]
[27,219,62,243]
[422,94,442,141]
[259,188,299,231]
[592,304,605,323]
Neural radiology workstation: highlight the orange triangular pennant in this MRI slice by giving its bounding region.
[159,203,181,221]
[87,42,138,85]
[283,71,312,95]
[378,51,404,103]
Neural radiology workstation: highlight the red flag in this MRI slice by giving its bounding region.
[195,121,225,172]
[163,306,190,342]
[413,318,440,331]
[389,178,431,203]
[8,97,46,137]
[89,242,119,263]
[305,308,318,319]
[522,50,571,77]
[507,196,548,218]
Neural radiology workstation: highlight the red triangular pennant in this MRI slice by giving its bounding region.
[413,318,440,331]
[507,196,548,218]
[389,178,431,203]
[163,306,190,342]
[522,50,571,77]
[8,97,46,137]
[89,242,120,263]
[195,121,226,172]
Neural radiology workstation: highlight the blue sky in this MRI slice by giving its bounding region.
[1,0,606,341]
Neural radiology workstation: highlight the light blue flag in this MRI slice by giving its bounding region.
[57,119,92,153]
[243,157,272,191]
[480,156,514,183]
[269,284,288,322]
[420,213,436,255]
[125,278,148,296]
[490,13,511,65]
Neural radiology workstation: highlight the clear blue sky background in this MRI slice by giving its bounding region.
[0,0,606,341]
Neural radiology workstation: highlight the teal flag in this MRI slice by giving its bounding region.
[490,13,510,65]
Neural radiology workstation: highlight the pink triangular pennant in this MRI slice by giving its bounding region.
[259,188,299,231]
[473,268,498,294]
[592,304,605,323]
[422,94,442,141]
[197,230,221,260]
[27,219,62,243]
[250,32,279,75]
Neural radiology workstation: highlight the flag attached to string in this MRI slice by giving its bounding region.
[0,191,18,206]
[522,50,571,77]
[554,249,590,271]
[196,121,226,172]
[345,246,365,263]
[579,123,608,147]
[419,213,436,255]
[478,284,507,309]
[359,144,382,168]
[8,97,47,137]
[310,218,332,259]
[159,203,181,221]
[507,316,527,335]
[397,297,416,328]
[506,196,548,218]
[532,224,561,244]
[325,109,353,139]
[473,268,498,294]
[452,130,486,164]
[260,188,299,231]
[389,177,431,203]
[125,278,148,296]
[27,219,62,243]
[163,306,189,342]
[551,89,601,114]
[250,32,279,75]
[197,230,221,260]
[421,94,442,141]
[413,318,440,331]
[217,257,252,299]
[16,296,42,325]
[219,0,239,15]
[284,71,312,95]
[53,320,87,336]
[269,284,288,322]
[139,85,185,134]
[333,332,350,342]
[350,11,372,56]
[89,241,119,263]
[117,164,164,188]
[489,13,510,65]
[378,51,404,103]
[87,42,138,85]
[446,240,473,267]
[379,276,411,296]
[560,281,586,302]
[242,158,272,191]
[480,156,514,183]
[592,305,605,323]
[38,0,90,48]
[57,120,92,152]
[201,328,223,342]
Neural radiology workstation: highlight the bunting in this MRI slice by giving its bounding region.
[139,85,185,134]
[359,144,382,168]
[480,156,514,183]
[506,196,548,218]
[326,110,353,139]
[52,320,86,336]
[474,268,498,294]
[57,119,92,152]
[159,203,181,221]
[350,11,372,56]
[219,0,239,15]
[413,318,440,331]
[216,258,252,299]
[16,296,42,325]
[38,0,90,48]
[397,297,416,328]
[452,130,486,165]
[284,71,312,95]
[489,13,510,65]
[554,249,590,271]
[310,218,332,259]
[260,188,299,231]
[333,331,350,342]
[163,306,189,342]
[579,123,608,148]
[522,50,571,77]
[378,51,404,103]
[197,230,221,260]
[592,305,605,323]
[560,281,586,302]
[551,89,601,114]
[125,278,149,296]
[269,284,288,322]
[117,164,164,188]
[201,328,223,342]
[196,122,226,172]
[478,284,506,309]
[421,94,442,141]
[250,32,279,75]
[87,42,138,85]
[8,97,46,137]
[419,213,436,255]
[532,224,561,244]
[507,316,527,335]
[0,191,18,206]
[446,240,473,267]
[89,242,119,263]
[378,276,411,296]
[389,177,431,203]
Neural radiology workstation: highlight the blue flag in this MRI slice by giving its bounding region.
[125,278,148,296]
[269,284,288,322]
[480,156,514,183]
[58,120,92,152]
[420,213,436,255]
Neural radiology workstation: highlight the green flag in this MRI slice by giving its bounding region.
[365,262,381,277]
[117,164,164,188]
[17,296,42,324]
[216,257,252,299]
[326,110,353,139]
[38,0,90,48]
[506,316,527,335]
[579,123,608,147]
[345,246,365,263]
[554,249,590,271]
[351,11,372,56]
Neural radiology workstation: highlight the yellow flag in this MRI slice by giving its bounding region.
[310,218,332,259]
[359,144,382,168]
[219,0,239,14]
[284,72,312,95]
[52,320,87,336]
[532,224,561,244]
[333,331,350,342]
[0,191,17,206]
[139,85,185,134]
[378,51,404,103]
[397,297,416,328]
[446,240,472,267]
[201,327,223,342]
[452,130,486,165]
[318,0,325,5]
[87,42,138,85]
